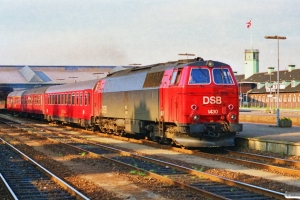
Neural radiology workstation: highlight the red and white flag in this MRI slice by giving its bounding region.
[247,19,252,28]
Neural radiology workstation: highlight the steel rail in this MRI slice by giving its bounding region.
[184,149,300,177]
[224,149,300,168]
[0,173,18,200]
[0,114,291,199]
[0,138,90,200]
[46,137,229,200]
[50,136,286,200]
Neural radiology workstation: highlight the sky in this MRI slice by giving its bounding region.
[0,0,299,74]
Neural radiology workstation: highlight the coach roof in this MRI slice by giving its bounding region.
[46,79,99,93]
[24,86,51,95]
[7,90,26,97]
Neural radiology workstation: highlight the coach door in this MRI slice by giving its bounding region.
[170,95,178,122]
[169,68,182,122]
[94,80,104,116]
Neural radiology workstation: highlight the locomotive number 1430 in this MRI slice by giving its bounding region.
[208,109,218,114]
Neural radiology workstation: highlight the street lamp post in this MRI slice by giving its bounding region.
[264,35,286,126]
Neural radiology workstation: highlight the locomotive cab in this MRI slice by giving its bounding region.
[161,60,243,147]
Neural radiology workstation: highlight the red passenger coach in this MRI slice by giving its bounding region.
[6,90,26,113]
[44,79,98,128]
[22,86,50,119]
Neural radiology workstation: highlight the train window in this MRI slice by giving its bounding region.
[213,68,234,84]
[75,93,78,105]
[84,92,90,106]
[72,93,75,105]
[170,70,182,85]
[170,71,178,84]
[189,68,210,84]
[54,94,57,104]
[143,72,164,88]
[80,92,82,105]
[58,94,61,105]
[68,94,71,105]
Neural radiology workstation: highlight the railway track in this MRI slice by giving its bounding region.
[0,120,285,200]
[1,114,299,199]
[53,137,289,199]
[0,138,89,200]
[6,114,300,178]
[176,148,300,178]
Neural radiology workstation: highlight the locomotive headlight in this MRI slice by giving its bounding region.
[226,112,237,123]
[206,60,214,68]
[193,114,199,121]
[189,113,200,122]
[230,114,236,121]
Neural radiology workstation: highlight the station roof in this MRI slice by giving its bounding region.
[0,65,118,85]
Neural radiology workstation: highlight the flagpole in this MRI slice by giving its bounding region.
[247,19,252,49]
[250,19,253,49]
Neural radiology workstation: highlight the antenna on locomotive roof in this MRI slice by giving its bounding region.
[178,53,195,59]
[129,63,142,67]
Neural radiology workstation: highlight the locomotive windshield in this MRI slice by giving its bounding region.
[189,68,210,84]
[213,68,234,84]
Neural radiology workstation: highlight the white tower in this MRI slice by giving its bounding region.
[244,49,259,79]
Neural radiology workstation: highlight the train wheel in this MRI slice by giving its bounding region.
[119,131,126,137]
[149,131,156,141]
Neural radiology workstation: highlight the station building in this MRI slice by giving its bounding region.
[236,49,299,110]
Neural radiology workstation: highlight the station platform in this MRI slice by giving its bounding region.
[236,109,300,156]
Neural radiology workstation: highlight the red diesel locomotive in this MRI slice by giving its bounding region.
[6,58,243,147]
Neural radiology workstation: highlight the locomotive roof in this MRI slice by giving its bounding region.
[107,59,230,77]
[46,79,99,93]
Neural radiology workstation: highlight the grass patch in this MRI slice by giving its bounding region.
[80,152,86,157]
